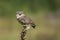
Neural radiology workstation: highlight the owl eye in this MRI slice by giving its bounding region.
[19,14,21,15]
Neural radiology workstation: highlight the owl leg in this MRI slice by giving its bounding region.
[23,25,30,31]
[26,26,30,30]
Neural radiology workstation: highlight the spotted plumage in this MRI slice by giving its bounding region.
[16,11,36,30]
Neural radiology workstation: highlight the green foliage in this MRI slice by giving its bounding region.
[0,0,60,17]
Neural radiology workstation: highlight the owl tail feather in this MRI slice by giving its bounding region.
[31,23,36,28]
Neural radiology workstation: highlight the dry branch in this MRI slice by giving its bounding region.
[21,26,27,40]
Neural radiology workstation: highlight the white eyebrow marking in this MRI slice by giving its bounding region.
[16,14,25,19]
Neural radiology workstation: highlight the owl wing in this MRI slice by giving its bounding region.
[17,16,36,28]
[23,16,36,28]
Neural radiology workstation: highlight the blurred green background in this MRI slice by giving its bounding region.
[0,0,60,40]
